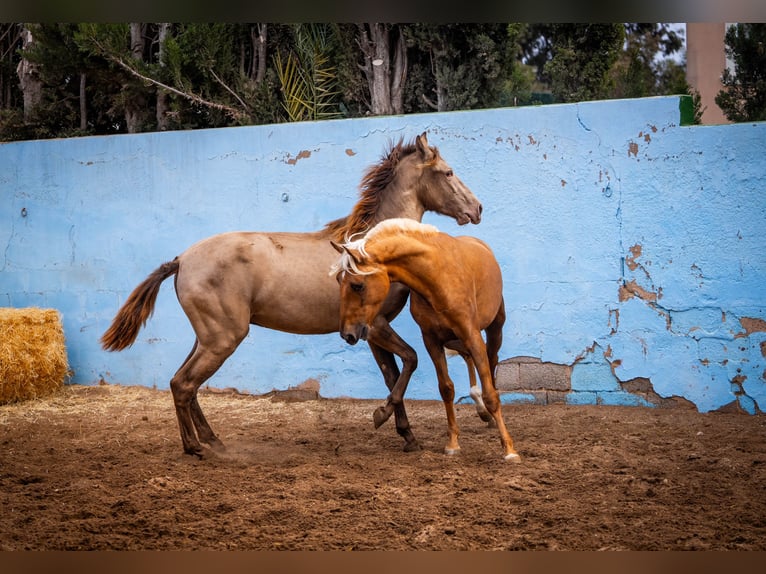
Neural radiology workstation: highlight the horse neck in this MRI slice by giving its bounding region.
[369,234,436,294]
[371,162,425,225]
[374,154,426,227]
[325,161,425,241]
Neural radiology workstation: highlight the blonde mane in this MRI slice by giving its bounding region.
[365,218,439,240]
[330,218,440,277]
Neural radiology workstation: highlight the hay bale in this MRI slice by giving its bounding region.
[0,307,69,404]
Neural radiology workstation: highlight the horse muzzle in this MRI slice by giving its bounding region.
[459,203,483,225]
[340,324,368,346]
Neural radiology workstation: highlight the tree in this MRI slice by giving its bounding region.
[12,24,116,139]
[1,22,709,141]
[16,26,43,122]
[610,23,686,99]
[0,24,22,108]
[74,23,284,131]
[356,23,407,115]
[405,24,517,112]
[496,23,536,107]
[544,24,625,103]
[715,23,766,122]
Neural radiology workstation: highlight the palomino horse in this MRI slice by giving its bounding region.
[100,133,483,457]
[332,218,520,462]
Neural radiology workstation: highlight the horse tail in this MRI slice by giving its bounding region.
[100,259,180,352]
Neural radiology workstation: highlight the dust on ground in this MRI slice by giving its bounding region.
[1,383,764,550]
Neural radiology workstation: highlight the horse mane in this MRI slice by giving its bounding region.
[323,137,424,242]
[365,218,439,240]
[331,218,440,277]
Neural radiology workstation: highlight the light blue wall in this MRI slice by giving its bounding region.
[2,96,764,412]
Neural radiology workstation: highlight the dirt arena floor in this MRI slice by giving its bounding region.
[0,383,764,551]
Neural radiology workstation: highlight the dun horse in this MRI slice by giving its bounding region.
[332,218,520,462]
[100,133,483,457]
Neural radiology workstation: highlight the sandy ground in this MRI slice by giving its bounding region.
[1,383,764,550]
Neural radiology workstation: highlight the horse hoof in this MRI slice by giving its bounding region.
[444,447,461,456]
[478,411,494,423]
[184,447,206,459]
[208,438,227,452]
[503,452,521,463]
[403,440,422,453]
[372,407,390,429]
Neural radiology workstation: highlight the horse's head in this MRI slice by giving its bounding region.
[412,132,483,225]
[330,241,391,346]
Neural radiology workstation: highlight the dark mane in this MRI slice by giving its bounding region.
[323,137,420,241]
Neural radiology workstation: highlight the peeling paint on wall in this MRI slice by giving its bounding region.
[738,317,766,337]
[285,149,313,165]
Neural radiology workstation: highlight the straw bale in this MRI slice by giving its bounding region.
[0,307,69,404]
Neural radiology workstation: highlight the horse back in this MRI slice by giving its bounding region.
[174,230,344,334]
[409,233,503,335]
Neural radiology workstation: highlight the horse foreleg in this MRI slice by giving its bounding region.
[423,335,461,455]
[367,323,420,452]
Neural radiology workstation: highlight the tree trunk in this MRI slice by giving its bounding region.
[251,24,267,84]
[130,23,144,60]
[1,23,22,109]
[390,30,407,115]
[430,41,449,112]
[156,23,170,130]
[16,26,43,122]
[358,23,405,116]
[79,72,87,131]
[125,23,146,133]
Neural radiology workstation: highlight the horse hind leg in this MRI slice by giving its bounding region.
[464,355,496,427]
[170,336,244,457]
[190,394,224,451]
[445,341,495,427]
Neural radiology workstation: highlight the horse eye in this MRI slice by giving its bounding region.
[350,282,364,293]
[445,170,453,177]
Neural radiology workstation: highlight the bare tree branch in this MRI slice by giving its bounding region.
[85,31,246,120]
[209,68,249,111]
[421,93,438,110]
[108,52,244,119]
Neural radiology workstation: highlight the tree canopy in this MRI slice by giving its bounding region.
[0,23,698,141]
[715,23,766,122]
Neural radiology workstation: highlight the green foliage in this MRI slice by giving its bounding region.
[609,24,688,100]
[0,21,709,141]
[18,24,125,137]
[715,24,766,122]
[275,24,342,122]
[544,24,625,103]
[404,24,517,112]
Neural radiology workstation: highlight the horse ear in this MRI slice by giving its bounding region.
[330,241,363,266]
[416,132,434,161]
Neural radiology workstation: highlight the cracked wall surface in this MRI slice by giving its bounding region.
[1,96,764,413]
